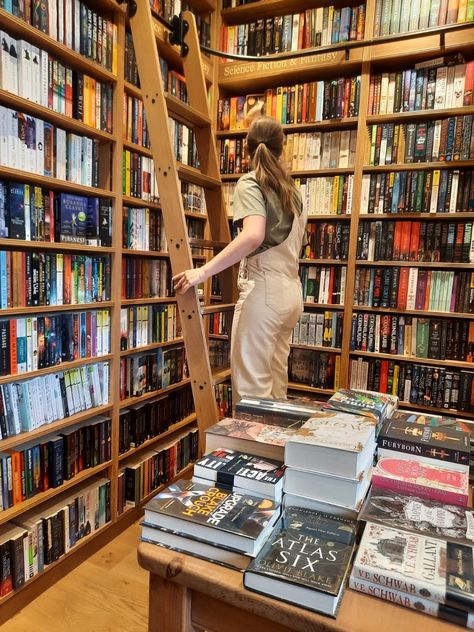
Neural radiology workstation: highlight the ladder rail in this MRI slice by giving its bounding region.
[127,0,225,446]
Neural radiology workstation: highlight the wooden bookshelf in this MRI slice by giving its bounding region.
[120,338,185,357]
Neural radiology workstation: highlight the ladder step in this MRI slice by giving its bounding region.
[212,367,231,385]
[189,239,229,250]
[178,165,221,189]
[201,303,235,315]
[166,94,212,129]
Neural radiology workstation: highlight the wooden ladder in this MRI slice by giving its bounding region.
[124,1,235,449]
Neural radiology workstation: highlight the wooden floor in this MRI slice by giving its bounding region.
[2,521,149,632]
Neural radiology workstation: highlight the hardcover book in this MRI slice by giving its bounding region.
[285,411,376,478]
[205,418,298,461]
[192,448,285,501]
[143,478,281,556]
[378,418,470,465]
[323,389,398,424]
[372,456,469,506]
[353,522,474,611]
[360,486,474,545]
[244,507,357,616]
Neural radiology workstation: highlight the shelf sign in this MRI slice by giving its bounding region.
[223,51,343,77]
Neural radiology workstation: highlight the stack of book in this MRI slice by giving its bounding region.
[283,409,377,518]
[244,506,358,617]
[323,388,399,430]
[139,478,281,570]
[374,411,471,506]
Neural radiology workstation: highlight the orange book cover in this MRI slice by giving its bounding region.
[64,255,72,305]
[467,322,474,362]
[229,96,238,130]
[409,221,421,261]
[424,270,432,310]
[397,267,410,310]
[309,82,317,122]
[9,319,17,375]
[464,61,474,106]
[83,74,91,127]
[446,0,460,22]
[89,78,96,128]
[368,77,375,115]
[10,451,23,505]
[298,12,305,49]
[399,221,412,261]
[343,77,351,118]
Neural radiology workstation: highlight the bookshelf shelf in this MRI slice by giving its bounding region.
[291,344,342,353]
[288,382,335,395]
[307,214,351,220]
[0,354,113,387]
[350,350,474,370]
[0,302,114,317]
[353,306,474,319]
[399,401,474,420]
[0,238,114,253]
[120,339,184,357]
[208,333,229,340]
[358,213,474,220]
[0,166,114,198]
[366,105,474,125]
[0,89,116,143]
[216,118,359,138]
[0,461,112,527]
[221,168,354,181]
[356,260,473,268]
[212,367,232,385]
[123,139,152,156]
[0,8,118,84]
[122,196,161,210]
[119,379,192,409]
[121,297,177,306]
[363,160,474,173]
[0,404,113,451]
[303,302,345,309]
[118,414,198,462]
[122,248,207,261]
[299,258,347,265]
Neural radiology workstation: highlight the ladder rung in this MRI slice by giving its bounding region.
[178,165,221,189]
[189,239,229,250]
[165,94,211,129]
[212,367,231,385]
[201,303,235,315]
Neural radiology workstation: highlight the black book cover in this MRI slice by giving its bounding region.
[245,507,356,599]
[378,417,470,464]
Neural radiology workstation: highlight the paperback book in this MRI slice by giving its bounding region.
[285,411,376,478]
[244,507,357,617]
[353,522,474,611]
[205,418,298,461]
[360,487,474,545]
[143,478,281,556]
[323,389,398,424]
[192,448,285,501]
[235,396,323,428]
[373,456,470,506]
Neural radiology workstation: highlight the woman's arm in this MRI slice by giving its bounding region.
[173,215,266,294]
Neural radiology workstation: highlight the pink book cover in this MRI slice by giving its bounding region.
[372,457,469,507]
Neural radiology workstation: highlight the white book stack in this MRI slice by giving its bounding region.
[283,410,376,519]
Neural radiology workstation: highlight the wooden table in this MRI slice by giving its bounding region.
[137,542,464,632]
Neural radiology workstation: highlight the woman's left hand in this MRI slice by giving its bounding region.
[172,267,207,294]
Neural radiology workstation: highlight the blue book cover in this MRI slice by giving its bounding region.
[8,183,26,240]
[58,193,87,243]
[0,180,8,237]
[0,250,8,309]
[339,7,351,42]
[80,311,86,358]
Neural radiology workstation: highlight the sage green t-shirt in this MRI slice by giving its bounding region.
[232,171,303,255]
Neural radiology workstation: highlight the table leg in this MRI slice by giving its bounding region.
[148,573,195,632]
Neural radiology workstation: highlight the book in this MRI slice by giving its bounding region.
[360,486,474,545]
[285,411,376,478]
[283,491,360,520]
[143,479,281,556]
[192,448,285,501]
[205,418,298,461]
[353,521,474,611]
[373,456,469,506]
[244,507,357,617]
[378,418,470,465]
[140,522,250,571]
[323,389,398,424]
[235,396,323,428]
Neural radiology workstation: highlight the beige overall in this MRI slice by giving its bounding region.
[231,206,307,402]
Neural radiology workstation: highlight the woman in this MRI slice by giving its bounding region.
[173,116,307,402]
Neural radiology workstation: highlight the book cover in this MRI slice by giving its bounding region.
[244,506,357,615]
[206,418,297,447]
[360,486,474,545]
[193,448,284,491]
[288,411,376,452]
[144,478,279,542]
[235,396,323,428]
[353,521,474,611]
[378,418,470,464]
[58,193,87,244]
[373,456,469,506]
[323,388,398,423]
